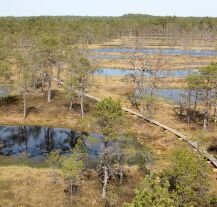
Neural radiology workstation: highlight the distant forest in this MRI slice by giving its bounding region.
[0,14,217,45]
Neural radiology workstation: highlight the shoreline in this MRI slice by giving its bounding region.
[96,65,203,70]
[89,37,217,51]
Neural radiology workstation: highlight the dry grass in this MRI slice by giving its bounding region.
[0,166,67,207]
[89,36,217,50]
[0,165,103,207]
[0,164,144,207]
[89,36,217,70]
[0,84,96,131]
[96,54,217,70]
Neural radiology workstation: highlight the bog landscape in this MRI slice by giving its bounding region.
[0,13,217,207]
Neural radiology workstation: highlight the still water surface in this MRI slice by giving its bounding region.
[92,47,217,56]
[95,68,198,77]
[0,126,102,157]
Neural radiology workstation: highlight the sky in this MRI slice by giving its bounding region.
[0,0,216,17]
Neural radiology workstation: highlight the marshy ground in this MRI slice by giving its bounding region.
[0,36,217,206]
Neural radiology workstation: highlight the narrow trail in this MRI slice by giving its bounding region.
[52,77,217,168]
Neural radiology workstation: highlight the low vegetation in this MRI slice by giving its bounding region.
[0,14,216,207]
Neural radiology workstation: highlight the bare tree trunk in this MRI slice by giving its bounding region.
[102,166,108,199]
[80,94,84,118]
[187,113,190,126]
[57,65,61,85]
[203,90,210,130]
[41,74,45,93]
[32,76,37,91]
[187,90,191,126]
[23,91,27,119]
[48,78,51,103]
[117,153,124,185]
[179,92,184,115]
[193,91,198,118]
[70,97,73,113]
[203,114,208,131]
[140,99,144,115]
[119,166,123,185]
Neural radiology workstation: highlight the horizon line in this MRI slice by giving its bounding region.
[0,13,216,18]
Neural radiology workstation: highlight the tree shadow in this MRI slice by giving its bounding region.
[0,95,18,106]
[208,142,217,155]
[173,106,204,127]
[64,103,90,113]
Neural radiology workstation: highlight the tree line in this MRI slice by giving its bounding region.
[0,14,217,46]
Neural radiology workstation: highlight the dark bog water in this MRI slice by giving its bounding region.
[0,126,103,157]
[91,47,217,57]
[95,68,198,77]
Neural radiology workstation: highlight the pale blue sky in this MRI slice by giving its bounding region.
[0,0,216,17]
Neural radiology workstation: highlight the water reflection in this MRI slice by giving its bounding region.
[156,88,184,102]
[0,126,102,157]
[95,68,198,77]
